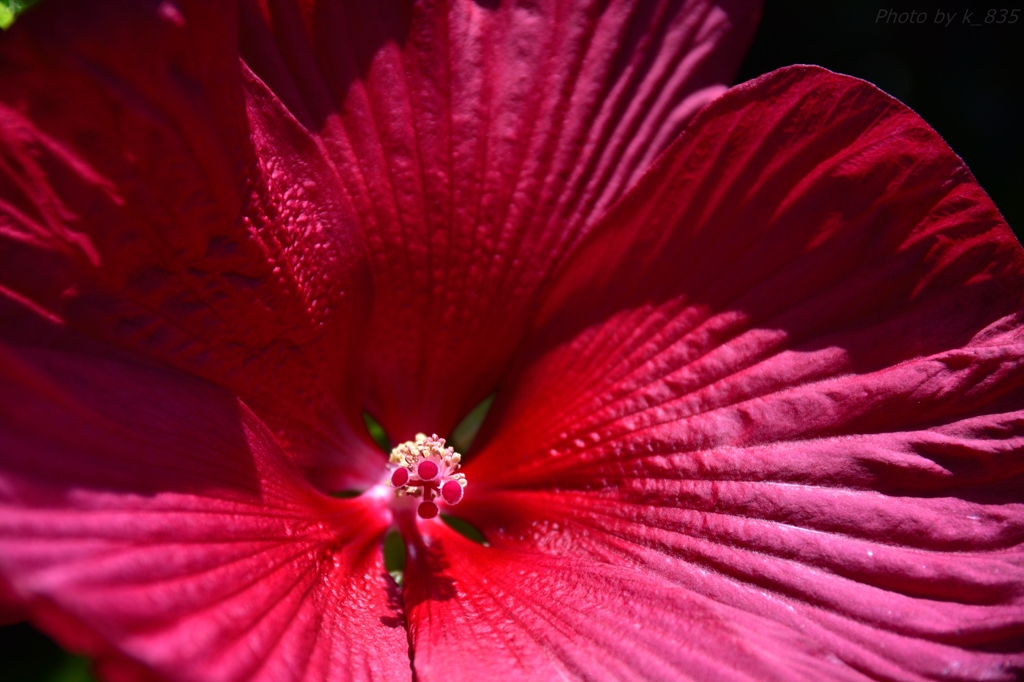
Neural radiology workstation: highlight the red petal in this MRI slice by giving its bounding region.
[0,1,379,487]
[406,522,868,681]
[0,346,409,682]
[239,0,761,436]
[457,67,1024,678]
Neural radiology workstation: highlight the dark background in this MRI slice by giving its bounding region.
[737,1,1023,238]
[1,1,1023,680]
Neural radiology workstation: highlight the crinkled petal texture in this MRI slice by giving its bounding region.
[0,346,409,682]
[5,1,1024,682]
[0,0,766,679]
[0,0,382,489]
[0,3,408,675]
[0,0,760,473]
[437,67,1024,680]
[238,0,761,436]
[405,524,840,682]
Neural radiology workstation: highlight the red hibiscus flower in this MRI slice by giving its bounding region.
[2,1,1023,680]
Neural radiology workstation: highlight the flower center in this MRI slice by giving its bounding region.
[388,433,466,519]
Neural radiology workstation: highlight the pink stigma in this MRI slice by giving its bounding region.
[417,460,439,481]
[441,479,464,505]
[418,501,439,519]
[391,467,410,488]
[387,433,467,517]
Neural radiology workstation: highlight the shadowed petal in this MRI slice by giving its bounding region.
[455,67,1024,679]
[0,575,25,626]
[238,0,761,436]
[0,346,410,682]
[0,0,380,487]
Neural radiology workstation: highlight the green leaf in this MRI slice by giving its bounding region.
[1,0,45,30]
[449,393,495,454]
[382,530,407,585]
[362,412,391,452]
[328,489,363,499]
[441,514,489,546]
[46,656,95,682]
[0,4,15,29]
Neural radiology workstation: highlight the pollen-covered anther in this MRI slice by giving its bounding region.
[386,433,467,518]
